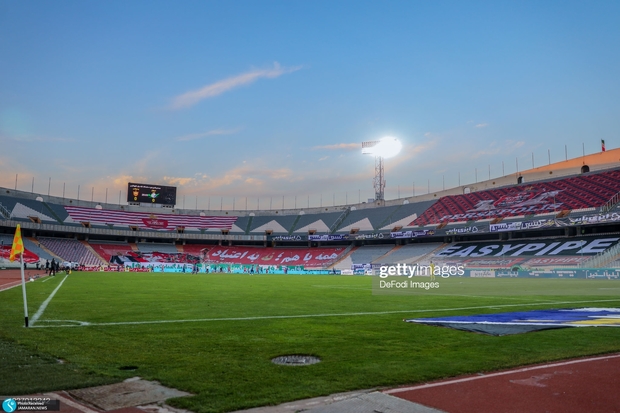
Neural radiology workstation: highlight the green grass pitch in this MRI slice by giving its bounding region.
[1,272,620,413]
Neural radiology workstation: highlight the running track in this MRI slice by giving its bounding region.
[386,353,620,413]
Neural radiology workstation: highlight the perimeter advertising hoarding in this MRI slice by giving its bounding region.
[127,182,177,205]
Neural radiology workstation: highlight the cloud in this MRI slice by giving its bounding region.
[174,127,242,142]
[169,62,302,110]
[318,156,329,161]
[312,143,359,151]
[152,164,301,196]
[475,123,489,128]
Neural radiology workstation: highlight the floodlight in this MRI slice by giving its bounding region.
[362,136,403,201]
[372,137,402,159]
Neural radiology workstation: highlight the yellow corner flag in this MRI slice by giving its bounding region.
[10,224,24,262]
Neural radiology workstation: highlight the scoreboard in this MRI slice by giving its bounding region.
[127,182,177,206]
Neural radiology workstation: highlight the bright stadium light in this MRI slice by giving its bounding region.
[362,137,402,159]
[362,137,403,201]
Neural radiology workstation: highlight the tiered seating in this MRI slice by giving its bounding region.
[0,195,58,223]
[412,169,620,225]
[336,206,400,233]
[348,245,394,265]
[23,238,55,261]
[378,243,444,264]
[64,206,237,230]
[181,244,211,257]
[0,234,46,262]
[431,236,620,269]
[38,237,103,266]
[248,215,298,234]
[292,211,344,234]
[89,241,133,262]
[137,242,179,254]
[377,200,438,231]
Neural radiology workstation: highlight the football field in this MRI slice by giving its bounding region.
[1,272,620,413]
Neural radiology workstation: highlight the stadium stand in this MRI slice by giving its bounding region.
[64,206,237,230]
[376,200,438,231]
[38,237,103,266]
[347,245,395,265]
[248,215,299,234]
[179,244,211,256]
[0,195,59,223]
[336,205,401,233]
[431,236,620,269]
[293,211,344,234]
[376,243,445,264]
[228,215,251,234]
[2,161,620,272]
[412,168,620,226]
[89,241,133,262]
[136,242,179,254]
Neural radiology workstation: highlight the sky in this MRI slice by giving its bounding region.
[1,1,619,210]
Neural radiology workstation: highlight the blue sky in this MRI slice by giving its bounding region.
[1,1,619,209]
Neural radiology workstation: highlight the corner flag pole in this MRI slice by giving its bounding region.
[10,224,28,327]
[20,252,29,327]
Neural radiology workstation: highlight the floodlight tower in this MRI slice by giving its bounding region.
[362,137,402,201]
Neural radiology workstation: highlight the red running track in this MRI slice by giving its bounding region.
[386,353,620,413]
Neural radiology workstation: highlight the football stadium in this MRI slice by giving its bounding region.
[3,2,620,413]
[2,149,620,413]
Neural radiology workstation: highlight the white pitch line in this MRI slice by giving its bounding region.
[29,298,620,328]
[30,274,70,326]
[385,353,620,394]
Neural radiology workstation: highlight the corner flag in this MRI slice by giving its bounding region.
[10,224,24,262]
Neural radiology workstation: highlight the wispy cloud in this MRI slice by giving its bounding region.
[312,143,359,151]
[156,165,300,195]
[169,62,302,110]
[174,127,242,142]
[475,123,489,128]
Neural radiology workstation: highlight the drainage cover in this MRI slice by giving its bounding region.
[271,355,321,366]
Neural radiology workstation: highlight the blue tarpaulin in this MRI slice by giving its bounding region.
[406,308,620,336]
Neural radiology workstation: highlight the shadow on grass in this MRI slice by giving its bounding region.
[0,336,119,395]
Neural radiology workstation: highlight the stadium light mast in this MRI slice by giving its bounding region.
[362,137,402,201]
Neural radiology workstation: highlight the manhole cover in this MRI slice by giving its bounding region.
[271,355,321,366]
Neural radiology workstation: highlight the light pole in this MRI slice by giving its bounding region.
[362,137,402,201]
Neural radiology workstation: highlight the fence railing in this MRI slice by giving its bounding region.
[601,191,620,213]
[0,203,10,219]
[579,243,620,268]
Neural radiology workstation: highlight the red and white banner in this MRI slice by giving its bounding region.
[0,246,39,264]
[206,246,346,266]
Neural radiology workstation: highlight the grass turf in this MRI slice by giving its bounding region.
[0,272,619,412]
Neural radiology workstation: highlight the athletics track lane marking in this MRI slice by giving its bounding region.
[30,297,620,328]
